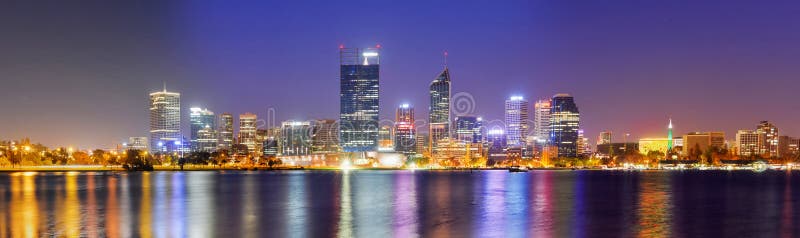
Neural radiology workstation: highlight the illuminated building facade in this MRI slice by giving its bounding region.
[379,125,394,152]
[127,137,149,151]
[597,131,612,145]
[339,47,380,152]
[238,113,257,154]
[504,96,529,147]
[757,121,779,157]
[736,130,760,157]
[429,67,451,150]
[280,120,312,155]
[394,104,416,154]
[455,116,482,144]
[487,129,507,162]
[190,108,216,152]
[682,132,725,155]
[218,113,234,151]
[533,99,552,144]
[311,119,340,154]
[550,94,580,158]
[149,87,181,153]
[638,138,671,155]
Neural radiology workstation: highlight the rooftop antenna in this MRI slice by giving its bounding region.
[163,81,167,92]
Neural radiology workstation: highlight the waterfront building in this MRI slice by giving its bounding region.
[736,130,760,157]
[533,99,552,144]
[682,132,725,155]
[126,137,149,151]
[190,108,216,152]
[394,104,416,154]
[638,138,671,155]
[262,137,278,158]
[379,125,394,152]
[756,121,779,157]
[505,96,529,147]
[550,94,580,158]
[486,129,507,162]
[415,132,429,155]
[429,65,451,150]
[280,120,312,156]
[577,129,590,156]
[218,113,234,151]
[238,113,258,154]
[339,47,380,152]
[778,136,799,158]
[311,119,340,154]
[149,86,181,153]
[455,116,482,144]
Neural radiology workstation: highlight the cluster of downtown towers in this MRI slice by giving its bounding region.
[146,47,582,159]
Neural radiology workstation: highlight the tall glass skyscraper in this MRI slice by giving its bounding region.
[394,104,416,154]
[190,108,216,152]
[339,47,380,152]
[149,87,181,153]
[505,96,529,147]
[549,94,580,158]
[218,113,234,151]
[429,67,451,149]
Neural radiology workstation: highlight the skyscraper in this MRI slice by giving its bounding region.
[190,108,216,152]
[394,104,416,154]
[533,99,552,144]
[238,113,257,154]
[339,47,380,152]
[218,113,234,151]
[429,66,451,150]
[550,94,580,158]
[149,86,181,153]
[757,121,779,157]
[597,131,612,145]
[455,116,483,143]
[505,96,529,147]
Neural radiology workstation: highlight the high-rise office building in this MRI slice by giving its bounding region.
[455,116,483,143]
[550,94,580,158]
[505,96,529,147]
[577,129,590,156]
[238,113,257,154]
[218,113,234,151]
[311,119,340,154]
[429,66,451,150]
[394,104,416,154]
[736,130,760,157]
[280,120,312,156]
[339,47,380,152]
[190,108,216,152]
[149,87,181,153]
[757,121,779,157]
[533,99,552,144]
[262,137,278,158]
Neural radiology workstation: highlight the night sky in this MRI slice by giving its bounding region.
[1,0,799,149]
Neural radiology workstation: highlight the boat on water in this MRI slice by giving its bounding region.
[508,166,529,172]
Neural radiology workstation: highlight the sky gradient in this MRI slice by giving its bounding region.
[1,0,799,149]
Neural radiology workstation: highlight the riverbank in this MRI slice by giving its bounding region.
[0,165,592,173]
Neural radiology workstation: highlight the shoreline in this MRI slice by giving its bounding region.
[0,166,789,173]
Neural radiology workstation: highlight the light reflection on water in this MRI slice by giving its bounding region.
[0,170,798,237]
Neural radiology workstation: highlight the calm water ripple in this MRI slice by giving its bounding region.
[0,170,798,237]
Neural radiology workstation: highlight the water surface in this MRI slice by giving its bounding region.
[0,170,798,237]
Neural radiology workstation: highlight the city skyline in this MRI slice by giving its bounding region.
[2,1,800,149]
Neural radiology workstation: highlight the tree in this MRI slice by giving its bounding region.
[122,149,153,171]
[72,151,91,164]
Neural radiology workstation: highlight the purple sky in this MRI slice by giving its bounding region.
[1,0,799,149]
